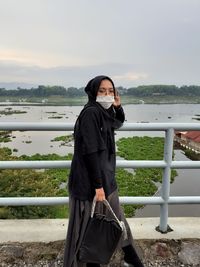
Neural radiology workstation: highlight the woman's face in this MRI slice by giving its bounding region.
[97,79,115,96]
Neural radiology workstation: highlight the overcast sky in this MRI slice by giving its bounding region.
[0,0,200,88]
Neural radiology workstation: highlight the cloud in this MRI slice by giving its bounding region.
[0,1,200,88]
[113,72,149,82]
[0,60,144,88]
[0,48,75,68]
[0,58,199,89]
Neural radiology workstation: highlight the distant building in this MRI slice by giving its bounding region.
[174,131,200,153]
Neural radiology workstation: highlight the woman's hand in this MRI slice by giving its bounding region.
[95,187,106,202]
[113,91,121,107]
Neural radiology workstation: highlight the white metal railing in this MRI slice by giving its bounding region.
[0,122,200,233]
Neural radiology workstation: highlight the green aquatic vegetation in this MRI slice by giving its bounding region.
[116,136,177,216]
[51,135,73,144]
[0,135,178,218]
[116,168,159,217]
[117,136,165,160]
[0,167,69,219]
[0,147,12,160]
[48,116,63,119]
[0,131,12,143]
[19,153,73,161]
[44,168,70,185]
[0,147,71,219]
[116,168,157,217]
[116,169,156,196]
[0,110,27,115]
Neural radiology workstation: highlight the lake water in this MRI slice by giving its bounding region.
[0,103,200,217]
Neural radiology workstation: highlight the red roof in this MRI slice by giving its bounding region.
[183,131,200,143]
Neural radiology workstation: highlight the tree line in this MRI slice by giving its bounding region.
[0,84,200,97]
[126,85,200,97]
[0,85,85,97]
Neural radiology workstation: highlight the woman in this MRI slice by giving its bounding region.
[63,75,144,267]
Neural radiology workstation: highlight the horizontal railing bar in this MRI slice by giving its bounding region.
[0,122,74,131]
[1,160,200,169]
[171,161,200,168]
[120,123,200,131]
[119,197,164,204]
[168,196,200,204]
[120,196,200,205]
[0,160,166,169]
[1,122,200,131]
[0,197,69,206]
[117,160,167,168]
[1,196,200,206]
[0,197,163,206]
[0,161,71,169]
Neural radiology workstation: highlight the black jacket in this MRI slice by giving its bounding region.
[68,75,125,200]
[68,103,125,200]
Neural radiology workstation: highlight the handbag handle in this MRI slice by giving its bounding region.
[91,198,124,231]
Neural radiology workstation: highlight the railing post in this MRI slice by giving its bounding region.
[159,128,174,233]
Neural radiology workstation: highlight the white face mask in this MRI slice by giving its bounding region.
[96,95,115,109]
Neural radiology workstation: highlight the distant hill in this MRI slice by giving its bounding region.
[0,82,38,90]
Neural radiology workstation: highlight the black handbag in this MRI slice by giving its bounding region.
[78,199,124,264]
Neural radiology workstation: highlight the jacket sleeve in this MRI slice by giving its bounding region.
[113,105,125,129]
[114,105,125,123]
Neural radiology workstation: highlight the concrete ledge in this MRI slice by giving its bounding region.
[0,217,200,243]
[129,217,200,239]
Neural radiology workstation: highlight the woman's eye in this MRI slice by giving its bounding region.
[98,88,114,94]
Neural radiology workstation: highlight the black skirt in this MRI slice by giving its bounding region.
[63,190,135,267]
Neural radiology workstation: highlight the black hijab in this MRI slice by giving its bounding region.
[80,75,117,154]
[84,75,116,102]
